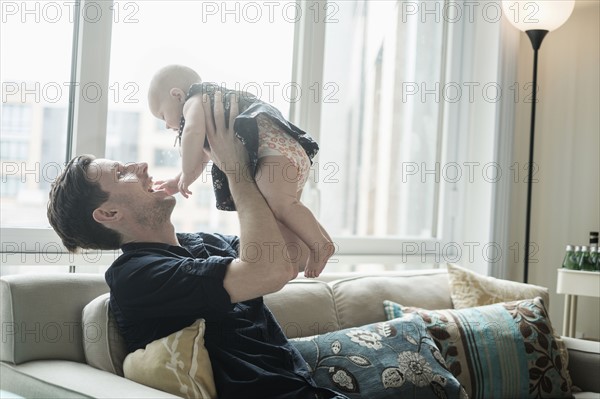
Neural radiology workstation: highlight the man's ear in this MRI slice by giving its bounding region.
[169,88,186,103]
[92,207,120,224]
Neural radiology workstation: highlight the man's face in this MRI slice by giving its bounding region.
[89,158,176,229]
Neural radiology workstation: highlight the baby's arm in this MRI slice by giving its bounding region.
[179,95,209,198]
[154,172,182,195]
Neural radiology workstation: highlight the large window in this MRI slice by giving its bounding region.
[1,5,72,227]
[318,1,446,238]
[2,0,489,275]
[106,0,296,234]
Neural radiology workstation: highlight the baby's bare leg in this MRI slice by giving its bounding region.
[276,220,308,276]
[255,156,333,278]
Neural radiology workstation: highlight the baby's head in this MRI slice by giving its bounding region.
[148,65,201,131]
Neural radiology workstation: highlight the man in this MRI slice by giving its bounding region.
[47,94,346,398]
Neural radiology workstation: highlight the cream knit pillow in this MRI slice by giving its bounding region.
[446,263,550,309]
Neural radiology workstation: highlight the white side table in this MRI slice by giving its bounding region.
[556,269,600,337]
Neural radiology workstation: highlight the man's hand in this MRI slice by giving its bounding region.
[203,92,247,181]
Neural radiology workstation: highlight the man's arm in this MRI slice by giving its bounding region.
[204,92,296,303]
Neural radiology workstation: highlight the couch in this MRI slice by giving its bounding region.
[1,268,599,398]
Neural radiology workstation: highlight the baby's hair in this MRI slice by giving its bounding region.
[148,64,202,102]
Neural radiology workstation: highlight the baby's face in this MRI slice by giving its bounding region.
[150,93,184,132]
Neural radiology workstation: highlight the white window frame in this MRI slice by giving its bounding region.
[289,0,464,264]
[1,0,115,272]
[1,0,512,274]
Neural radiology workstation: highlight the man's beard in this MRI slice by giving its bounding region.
[133,198,176,229]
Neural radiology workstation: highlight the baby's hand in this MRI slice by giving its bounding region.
[154,175,180,196]
[178,172,194,198]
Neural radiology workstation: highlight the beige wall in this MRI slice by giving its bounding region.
[508,0,600,338]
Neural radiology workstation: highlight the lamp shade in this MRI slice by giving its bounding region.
[501,0,575,32]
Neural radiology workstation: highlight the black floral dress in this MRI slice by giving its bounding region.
[177,82,319,211]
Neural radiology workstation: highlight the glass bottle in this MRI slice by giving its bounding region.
[562,245,578,269]
[579,245,596,271]
[572,246,582,270]
[592,247,600,272]
[590,231,599,271]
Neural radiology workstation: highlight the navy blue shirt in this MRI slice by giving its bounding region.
[106,232,346,399]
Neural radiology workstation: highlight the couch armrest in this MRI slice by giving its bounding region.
[563,336,600,393]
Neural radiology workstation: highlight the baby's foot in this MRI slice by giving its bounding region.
[304,241,335,278]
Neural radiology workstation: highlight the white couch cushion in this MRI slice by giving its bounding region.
[0,274,108,365]
[0,360,180,398]
[330,270,453,330]
[264,279,340,338]
[82,293,127,376]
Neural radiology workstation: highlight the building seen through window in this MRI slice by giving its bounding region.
[319,1,444,238]
[1,0,447,246]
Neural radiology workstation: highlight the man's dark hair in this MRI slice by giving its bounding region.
[47,155,122,252]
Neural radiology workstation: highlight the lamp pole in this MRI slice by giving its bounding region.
[502,0,574,283]
[523,29,548,284]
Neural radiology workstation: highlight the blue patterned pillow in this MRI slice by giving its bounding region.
[383,297,573,399]
[290,313,467,399]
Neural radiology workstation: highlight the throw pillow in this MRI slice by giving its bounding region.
[81,293,128,376]
[123,319,216,399]
[383,297,572,399]
[290,313,468,399]
[446,263,549,309]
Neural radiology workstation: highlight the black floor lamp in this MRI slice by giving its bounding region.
[501,0,575,283]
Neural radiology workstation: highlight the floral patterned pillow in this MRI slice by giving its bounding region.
[290,313,467,399]
[384,297,573,399]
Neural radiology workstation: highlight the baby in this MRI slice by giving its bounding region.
[148,65,333,277]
